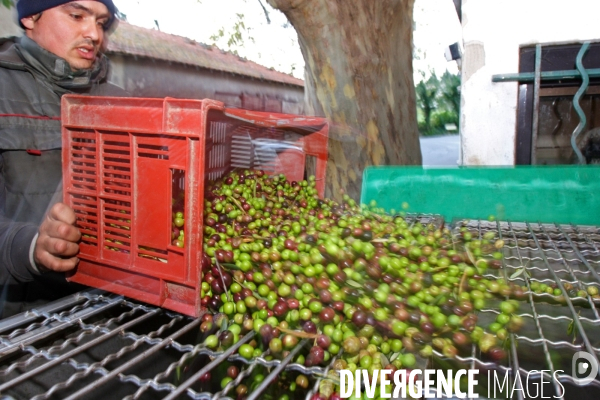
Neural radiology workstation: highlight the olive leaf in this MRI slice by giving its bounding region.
[567,319,574,336]
[346,280,363,289]
[380,353,390,366]
[510,259,532,280]
[314,373,340,385]
[219,315,228,332]
[464,246,476,266]
[433,294,446,305]
[276,326,320,339]
[214,259,231,302]
[232,278,264,299]
[251,234,272,241]
[567,312,581,344]
[227,195,247,215]
[371,238,391,243]
[510,267,525,280]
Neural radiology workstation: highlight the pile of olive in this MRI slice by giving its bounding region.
[197,169,532,399]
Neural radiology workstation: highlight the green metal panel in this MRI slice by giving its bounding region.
[491,67,600,83]
[360,165,600,225]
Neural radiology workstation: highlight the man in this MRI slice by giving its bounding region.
[0,0,126,318]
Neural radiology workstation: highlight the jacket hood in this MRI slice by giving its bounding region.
[0,36,109,94]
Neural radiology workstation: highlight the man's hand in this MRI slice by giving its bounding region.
[34,202,81,272]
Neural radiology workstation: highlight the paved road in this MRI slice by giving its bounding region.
[420,134,460,166]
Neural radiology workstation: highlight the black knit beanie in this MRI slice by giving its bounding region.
[17,0,117,29]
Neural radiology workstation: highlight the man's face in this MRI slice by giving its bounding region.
[21,1,111,70]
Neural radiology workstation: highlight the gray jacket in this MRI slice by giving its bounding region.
[0,36,127,318]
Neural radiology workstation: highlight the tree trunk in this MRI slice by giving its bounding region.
[267,0,421,201]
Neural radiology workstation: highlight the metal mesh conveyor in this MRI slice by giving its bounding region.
[0,218,599,399]
[439,219,600,400]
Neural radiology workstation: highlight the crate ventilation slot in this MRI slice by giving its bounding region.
[138,143,170,160]
[103,139,132,197]
[72,194,98,246]
[207,121,231,181]
[103,200,131,254]
[231,132,301,172]
[138,246,168,263]
[71,130,97,191]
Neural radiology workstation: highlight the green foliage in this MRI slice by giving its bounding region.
[1,0,14,8]
[439,71,461,117]
[210,13,255,56]
[416,71,460,136]
[431,110,457,129]
[415,74,439,136]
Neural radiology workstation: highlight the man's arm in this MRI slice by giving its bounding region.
[0,215,39,282]
[1,170,80,280]
[0,203,80,281]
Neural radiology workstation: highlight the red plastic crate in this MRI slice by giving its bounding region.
[61,95,329,317]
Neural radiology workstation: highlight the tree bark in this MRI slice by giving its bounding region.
[266,0,421,201]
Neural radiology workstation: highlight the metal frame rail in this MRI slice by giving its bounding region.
[492,41,599,165]
[0,219,598,399]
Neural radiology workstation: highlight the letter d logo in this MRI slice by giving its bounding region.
[572,351,599,386]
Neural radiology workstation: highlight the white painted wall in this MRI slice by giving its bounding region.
[459,0,600,165]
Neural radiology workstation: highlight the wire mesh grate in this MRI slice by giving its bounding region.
[436,219,600,400]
